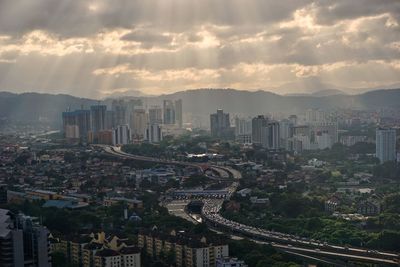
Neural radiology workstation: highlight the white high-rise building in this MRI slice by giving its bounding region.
[235,117,252,136]
[113,125,131,145]
[146,123,163,143]
[316,132,332,150]
[376,128,397,163]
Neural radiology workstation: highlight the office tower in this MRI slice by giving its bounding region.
[279,119,293,150]
[252,115,268,145]
[175,99,183,128]
[268,121,280,150]
[163,100,176,125]
[112,100,127,126]
[210,109,231,138]
[62,109,91,139]
[148,106,163,124]
[132,108,148,138]
[376,128,397,163]
[90,105,107,133]
[0,209,51,267]
[235,117,252,136]
[62,111,79,139]
[289,115,298,126]
[235,117,252,144]
[75,109,91,138]
[126,99,143,130]
[64,125,80,139]
[113,125,131,145]
[146,123,163,143]
[105,110,115,130]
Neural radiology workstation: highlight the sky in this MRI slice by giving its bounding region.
[0,0,399,98]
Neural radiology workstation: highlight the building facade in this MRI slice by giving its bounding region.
[376,128,397,163]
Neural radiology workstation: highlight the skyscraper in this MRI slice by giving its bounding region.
[279,119,293,150]
[268,121,280,150]
[163,100,176,125]
[113,125,131,145]
[148,106,163,124]
[0,209,51,267]
[235,117,252,136]
[376,128,397,163]
[252,115,268,145]
[146,123,163,143]
[90,105,107,133]
[175,99,183,128]
[132,108,148,138]
[127,99,143,130]
[112,100,127,126]
[105,110,115,130]
[210,109,232,138]
[62,109,91,139]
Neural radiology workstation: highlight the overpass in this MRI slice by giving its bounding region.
[95,144,400,266]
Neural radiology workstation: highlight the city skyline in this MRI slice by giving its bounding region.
[0,1,399,98]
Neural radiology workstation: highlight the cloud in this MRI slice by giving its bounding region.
[0,0,399,97]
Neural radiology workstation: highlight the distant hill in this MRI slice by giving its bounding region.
[0,92,97,128]
[311,89,347,97]
[1,88,400,129]
[285,89,347,97]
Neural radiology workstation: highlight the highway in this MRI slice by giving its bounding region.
[97,144,400,266]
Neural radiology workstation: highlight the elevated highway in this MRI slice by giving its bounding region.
[96,144,400,266]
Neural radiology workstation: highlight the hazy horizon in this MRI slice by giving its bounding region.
[0,1,400,98]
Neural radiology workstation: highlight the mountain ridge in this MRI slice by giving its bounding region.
[1,88,400,129]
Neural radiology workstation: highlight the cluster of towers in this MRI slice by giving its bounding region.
[62,99,182,145]
[210,108,339,152]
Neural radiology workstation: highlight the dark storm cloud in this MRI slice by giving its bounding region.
[0,0,311,37]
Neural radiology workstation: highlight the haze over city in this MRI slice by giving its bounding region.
[0,0,400,98]
[2,2,400,267]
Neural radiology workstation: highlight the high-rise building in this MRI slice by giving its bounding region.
[268,121,280,150]
[112,100,127,126]
[252,115,268,145]
[235,117,252,144]
[175,99,183,128]
[163,100,176,125]
[98,130,114,145]
[126,99,143,130]
[105,110,115,130]
[376,128,397,163]
[279,119,293,150]
[64,125,80,139]
[306,109,327,123]
[132,109,148,138]
[62,109,91,139]
[146,123,163,143]
[289,115,298,126]
[0,209,51,267]
[113,125,131,145]
[235,117,252,136]
[90,105,107,133]
[210,109,232,138]
[148,106,163,124]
